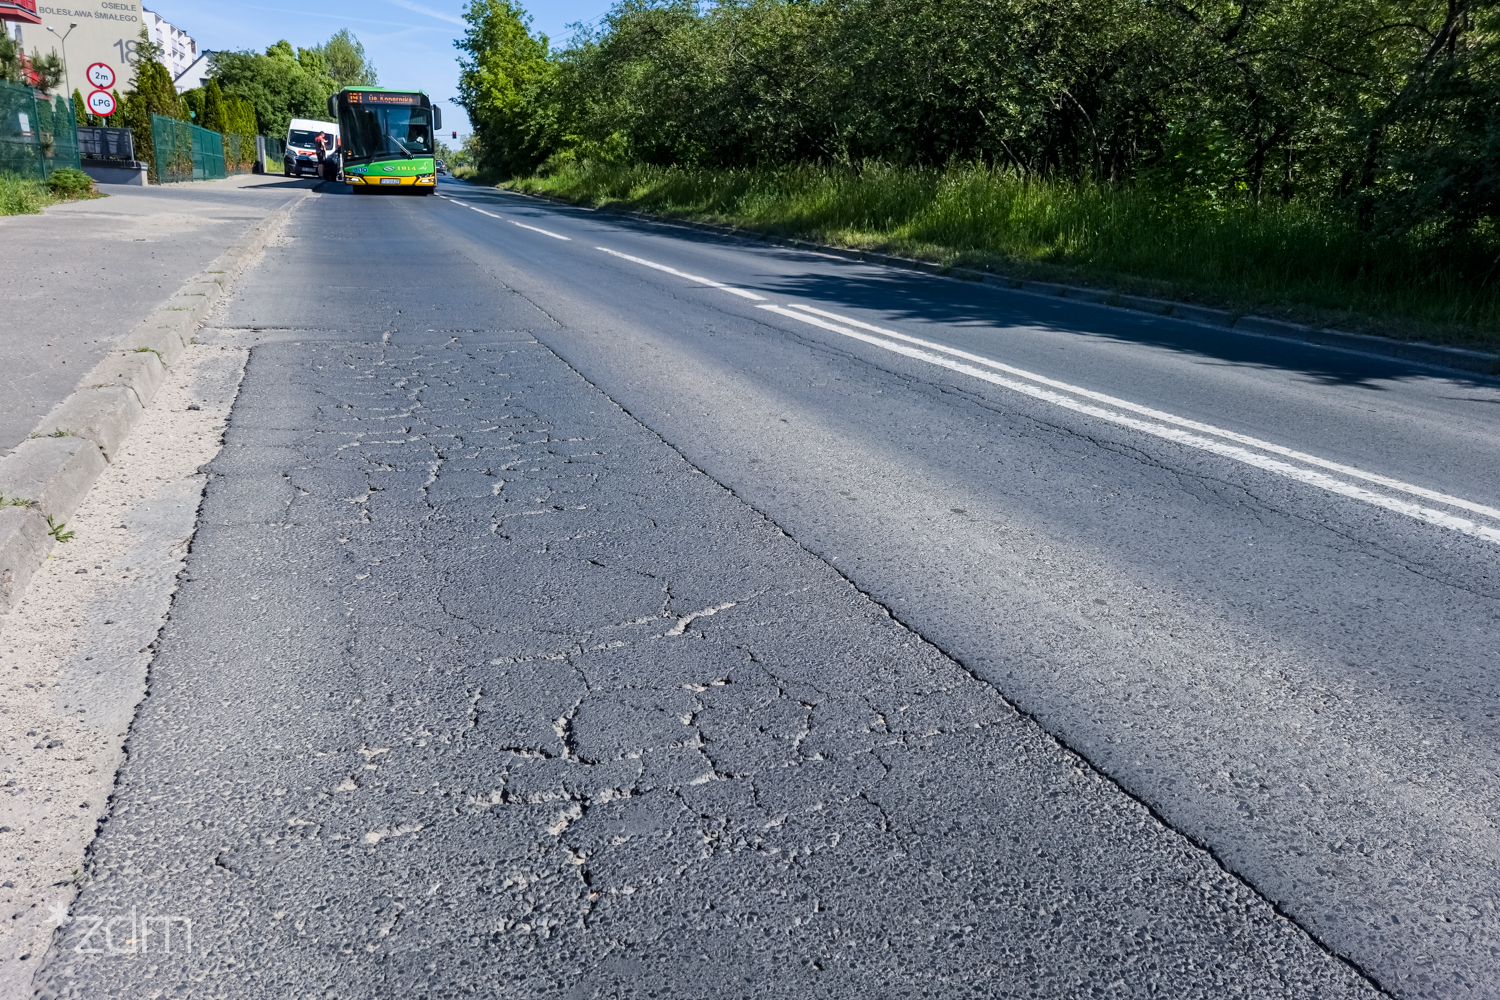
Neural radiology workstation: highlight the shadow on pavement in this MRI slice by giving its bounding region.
[446,183,1498,392]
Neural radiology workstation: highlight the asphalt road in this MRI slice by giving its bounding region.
[34,179,1500,998]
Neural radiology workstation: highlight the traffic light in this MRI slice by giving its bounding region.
[452,131,457,139]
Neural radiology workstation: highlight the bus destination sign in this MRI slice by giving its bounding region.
[348,91,421,106]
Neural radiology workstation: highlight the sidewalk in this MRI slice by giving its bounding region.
[0,173,317,457]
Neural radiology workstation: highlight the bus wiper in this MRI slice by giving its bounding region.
[390,136,413,159]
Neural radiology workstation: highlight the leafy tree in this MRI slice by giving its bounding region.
[72,88,86,126]
[1367,2,1500,243]
[181,86,204,124]
[456,0,559,176]
[317,29,378,88]
[210,40,337,137]
[457,0,1500,251]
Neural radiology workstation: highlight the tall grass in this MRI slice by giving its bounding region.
[0,172,54,216]
[510,161,1500,348]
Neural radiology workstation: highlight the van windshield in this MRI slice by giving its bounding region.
[287,130,329,148]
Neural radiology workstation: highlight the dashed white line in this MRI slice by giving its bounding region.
[439,196,570,239]
[759,303,1500,546]
[595,247,766,300]
[510,220,571,240]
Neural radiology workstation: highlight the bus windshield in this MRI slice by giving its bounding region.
[342,102,432,162]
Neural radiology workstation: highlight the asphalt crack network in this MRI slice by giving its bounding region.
[39,317,1389,998]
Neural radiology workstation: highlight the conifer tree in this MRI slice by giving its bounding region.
[203,78,227,133]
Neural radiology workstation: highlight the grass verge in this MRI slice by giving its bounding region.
[506,161,1500,351]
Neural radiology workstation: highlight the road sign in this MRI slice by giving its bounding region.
[87,90,116,117]
[85,62,116,90]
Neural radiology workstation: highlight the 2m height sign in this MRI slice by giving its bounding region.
[85,63,117,118]
[86,63,116,90]
[85,62,117,118]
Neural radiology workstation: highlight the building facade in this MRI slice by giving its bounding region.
[12,1,141,101]
[140,7,200,89]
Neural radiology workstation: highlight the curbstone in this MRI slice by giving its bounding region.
[1017,279,1073,297]
[0,507,50,610]
[38,386,143,463]
[1109,293,1175,314]
[0,437,108,522]
[97,349,169,407]
[120,312,195,364]
[1231,315,1310,338]
[1168,303,1234,327]
[1059,285,1112,304]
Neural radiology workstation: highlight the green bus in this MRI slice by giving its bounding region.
[328,88,442,195]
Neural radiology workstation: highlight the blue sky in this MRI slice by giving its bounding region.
[147,0,614,138]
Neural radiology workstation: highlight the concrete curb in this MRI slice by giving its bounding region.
[501,187,1499,377]
[0,192,309,610]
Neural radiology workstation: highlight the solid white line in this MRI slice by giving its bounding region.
[784,303,1500,525]
[439,196,571,239]
[596,247,766,300]
[510,219,571,241]
[759,304,1500,546]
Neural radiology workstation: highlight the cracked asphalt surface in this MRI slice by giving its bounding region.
[33,180,1499,997]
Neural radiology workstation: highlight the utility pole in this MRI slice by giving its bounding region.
[45,22,76,97]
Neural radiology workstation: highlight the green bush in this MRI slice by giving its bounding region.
[47,167,95,198]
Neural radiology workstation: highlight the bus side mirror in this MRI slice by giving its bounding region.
[433,107,442,131]
[327,95,337,120]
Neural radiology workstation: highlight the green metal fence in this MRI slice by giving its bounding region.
[150,114,226,183]
[1,80,81,181]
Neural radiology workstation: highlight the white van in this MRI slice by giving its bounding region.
[284,118,340,178]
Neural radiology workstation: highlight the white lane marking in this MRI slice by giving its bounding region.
[445,197,498,218]
[759,304,1500,546]
[439,196,570,239]
[510,219,571,241]
[596,247,766,300]
[785,304,1500,524]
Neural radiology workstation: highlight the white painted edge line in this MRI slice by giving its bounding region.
[596,247,766,301]
[784,303,1500,525]
[510,219,571,241]
[759,304,1500,547]
[439,196,571,240]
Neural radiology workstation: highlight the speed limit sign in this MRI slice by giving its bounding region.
[87,90,116,117]
[85,62,116,90]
